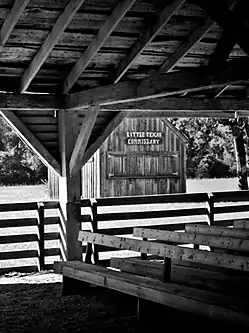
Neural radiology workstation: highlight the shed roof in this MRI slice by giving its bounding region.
[0,0,248,175]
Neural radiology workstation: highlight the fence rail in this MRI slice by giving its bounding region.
[1,189,249,274]
[0,200,62,275]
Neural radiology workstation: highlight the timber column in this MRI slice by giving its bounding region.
[58,109,83,294]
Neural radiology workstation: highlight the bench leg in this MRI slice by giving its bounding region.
[61,276,90,296]
[162,257,171,282]
[140,237,148,260]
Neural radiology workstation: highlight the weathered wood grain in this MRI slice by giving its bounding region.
[19,0,87,93]
[81,111,130,167]
[69,105,100,176]
[66,59,249,109]
[62,0,137,93]
[78,231,249,271]
[186,224,249,239]
[110,257,249,294]
[111,0,185,83]
[100,97,249,112]
[0,93,62,110]
[0,0,30,52]
[133,227,249,252]
[54,260,249,325]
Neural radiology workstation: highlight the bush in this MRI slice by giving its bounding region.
[196,155,231,179]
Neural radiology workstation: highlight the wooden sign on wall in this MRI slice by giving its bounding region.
[125,131,163,145]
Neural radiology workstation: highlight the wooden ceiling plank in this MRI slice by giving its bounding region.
[81,111,130,166]
[158,16,213,73]
[66,59,249,109]
[19,0,87,93]
[69,105,100,177]
[0,93,63,110]
[111,0,185,83]
[0,0,30,53]
[0,111,61,175]
[62,0,137,94]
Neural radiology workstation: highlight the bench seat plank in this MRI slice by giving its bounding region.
[78,231,249,272]
[185,224,249,239]
[54,260,249,326]
[133,227,249,252]
[110,257,249,294]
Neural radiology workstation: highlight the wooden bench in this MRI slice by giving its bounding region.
[53,226,249,326]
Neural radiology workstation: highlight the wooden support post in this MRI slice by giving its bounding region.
[58,109,85,295]
[37,202,45,271]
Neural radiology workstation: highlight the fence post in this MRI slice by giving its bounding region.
[85,199,99,264]
[208,193,214,226]
[37,202,45,271]
[91,199,99,264]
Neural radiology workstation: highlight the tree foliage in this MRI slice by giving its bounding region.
[0,116,47,185]
[170,118,238,179]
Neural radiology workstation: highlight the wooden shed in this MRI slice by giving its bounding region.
[81,117,187,198]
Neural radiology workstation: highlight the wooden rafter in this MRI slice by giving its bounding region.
[0,93,63,110]
[111,0,185,83]
[157,1,237,75]
[69,105,100,177]
[66,59,249,109]
[157,17,213,74]
[81,111,130,167]
[19,0,87,93]
[62,0,137,94]
[198,0,249,57]
[0,111,61,175]
[0,0,30,53]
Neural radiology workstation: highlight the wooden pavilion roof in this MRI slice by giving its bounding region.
[0,0,248,176]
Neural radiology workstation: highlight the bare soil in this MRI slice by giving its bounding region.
[0,271,244,333]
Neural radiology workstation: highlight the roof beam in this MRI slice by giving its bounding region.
[69,105,100,177]
[111,0,185,83]
[0,111,61,175]
[127,110,236,118]
[156,1,236,74]
[19,0,86,93]
[66,59,249,110]
[100,97,249,112]
[209,1,244,97]
[0,0,30,53]
[197,0,249,57]
[0,93,63,110]
[62,0,137,94]
[81,111,130,166]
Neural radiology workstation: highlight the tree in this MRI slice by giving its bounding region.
[219,118,249,190]
[170,118,236,179]
[0,115,47,185]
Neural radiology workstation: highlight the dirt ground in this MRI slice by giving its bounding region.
[0,271,246,333]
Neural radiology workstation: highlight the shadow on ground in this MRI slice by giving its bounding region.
[0,282,245,333]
